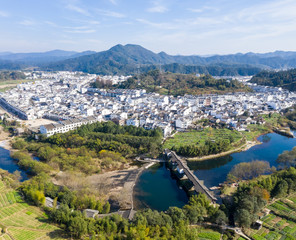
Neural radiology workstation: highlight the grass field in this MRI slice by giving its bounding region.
[244,124,271,141]
[0,79,34,86]
[163,128,243,150]
[197,229,221,240]
[245,195,296,240]
[0,180,67,240]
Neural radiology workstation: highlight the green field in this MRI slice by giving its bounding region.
[0,180,67,240]
[0,79,35,86]
[245,196,296,240]
[163,128,243,150]
[244,124,271,141]
[197,230,221,240]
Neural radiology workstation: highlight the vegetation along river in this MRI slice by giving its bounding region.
[0,147,28,181]
[134,132,296,211]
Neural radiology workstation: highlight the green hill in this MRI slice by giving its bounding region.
[98,70,251,96]
[250,68,296,91]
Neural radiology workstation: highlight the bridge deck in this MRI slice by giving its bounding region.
[169,150,217,202]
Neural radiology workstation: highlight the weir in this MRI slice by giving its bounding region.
[165,149,217,203]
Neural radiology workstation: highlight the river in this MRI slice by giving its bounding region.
[0,147,28,181]
[134,132,296,211]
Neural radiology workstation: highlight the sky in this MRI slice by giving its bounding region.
[0,0,296,55]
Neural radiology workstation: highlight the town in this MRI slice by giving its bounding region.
[0,71,295,138]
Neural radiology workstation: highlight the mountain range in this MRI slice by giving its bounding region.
[2,44,296,75]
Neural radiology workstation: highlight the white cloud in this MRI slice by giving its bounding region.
[188,6,218,13]
[147,1,168,13]
[108,0,117,5]
[19,20,36,26]
[66,4,91,16]
[137,18,177,30]
[0,10,9,17]
[87,20,100,25]
[97,9,125,18]
[65,29,96,33]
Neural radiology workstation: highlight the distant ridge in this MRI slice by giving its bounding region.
[44,44,296,75]
[2,44,296,75]
[0,50,96,65]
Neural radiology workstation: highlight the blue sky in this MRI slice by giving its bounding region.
[0,0,296,55]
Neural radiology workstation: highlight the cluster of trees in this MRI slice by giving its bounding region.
[12,121,163,173]
[172,139,232,157]
[250,69,296,91]
[118,70,250,96]
[46,193,227,239]
[140,63,262,76]
[227,160,275,182]
[11,151,51,176]
[0,71,26,80]
[228,167,296,228]
[277,146,296,168]
[20,174,110,213]
[47,121,163,158]
[12,141,101,174]
[281,105,296,129]
[95,70,251,96]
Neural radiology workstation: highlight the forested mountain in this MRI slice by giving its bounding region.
[3,44,296,75]
[95,70,251,96]
[0,71,26,80]
[43,44,296,75]
[250,68,296,91]
[0,59,24,70]
[0,50,96,66]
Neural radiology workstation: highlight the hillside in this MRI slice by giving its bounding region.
[0,50,96,66]
[103,70,251,96]
[43,44,296,75]
[3,45,296,75]
[250,68,296,91]
[0,173,67,240]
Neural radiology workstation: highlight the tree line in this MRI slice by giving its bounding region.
[11,121,163,174]
[46,193,227,239]
[94,70,251,96]
[226,167,296,228]
[0,71,26,80]
[172,139,235,157]
[250,68,296,91]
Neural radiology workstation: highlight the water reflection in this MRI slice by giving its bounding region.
[188,155,233,170]
[0,147,28,181]
[133,163,188,211]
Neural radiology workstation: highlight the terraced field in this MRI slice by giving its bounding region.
[197,230,221,240]
[0,180,67,240]
[245,196,296,240]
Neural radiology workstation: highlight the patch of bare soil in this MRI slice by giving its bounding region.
[53,165,140,209]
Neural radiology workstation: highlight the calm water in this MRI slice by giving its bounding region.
[0,147,28,181]
[133,163,188,211]
[134,132,296,210]
[189,132,296,188]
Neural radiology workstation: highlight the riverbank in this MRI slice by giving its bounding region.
[0,126,13,151]
[187,140,260,161]
[53,162,155,210]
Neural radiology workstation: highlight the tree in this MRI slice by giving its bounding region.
[102,202,110,214]
[272,180,288,198]
[213,210,228,225]
[67,216,88,239]
[235,209,252,228]
[228,160,271,181]
[167,207,187,224]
